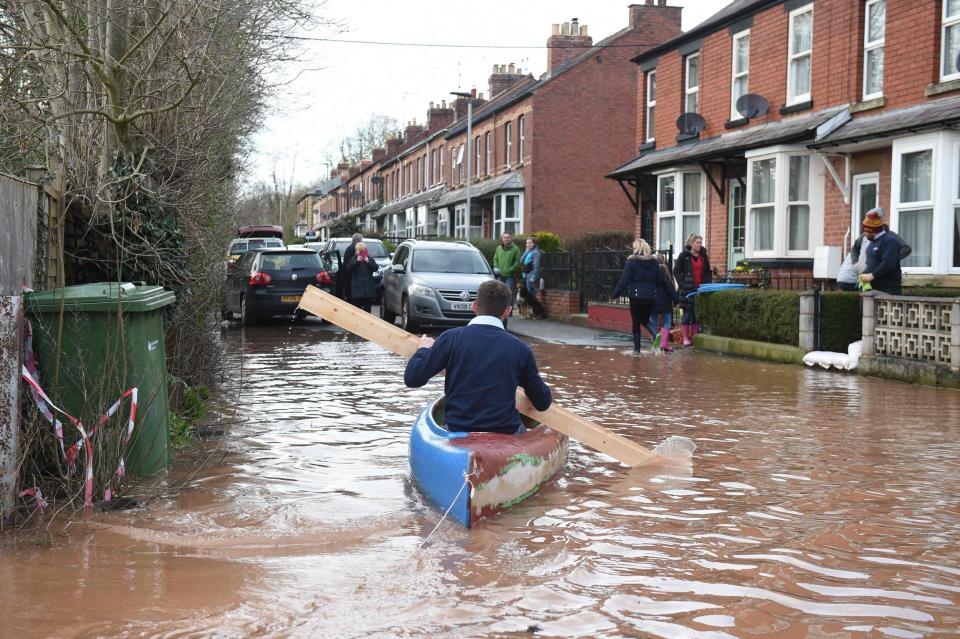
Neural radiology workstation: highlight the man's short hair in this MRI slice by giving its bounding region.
[476,280,512,317]
[351,233,363,243]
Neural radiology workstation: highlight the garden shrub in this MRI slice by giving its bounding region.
[564,230,634,253]
[470,238,501,267]
[528,231,563,253]
[697,289,800,346]
[904,286,960,298]
[819,291,861,352]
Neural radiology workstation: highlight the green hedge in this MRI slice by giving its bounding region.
[904,287,960,298]
[697,289,800,346]
[819,291,861,352]
[564,230,634,253]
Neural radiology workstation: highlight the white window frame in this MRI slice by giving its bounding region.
[730,30,750,120]
[505,121,513,167]
[654,169,705,252]
[787,4,814,105]
[851,172,880,248]
[438,148,444,186]
[889,133,960,275]
[454,203,483,239]
[744,146,824,259]
[485,132,492,174]
[518,115,526,162]
[942,0,960,82]
[457,144,465,183]
[493,191,524,238]
[450,148,456,184]
[684,52,700,114]
[954,140,960,271]
[437,208,449,237]
[863,0,885,100]
[475,136,482,178]
[646,70,656,143]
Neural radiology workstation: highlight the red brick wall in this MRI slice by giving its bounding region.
[587,302,633,333]
[540,289,581,317]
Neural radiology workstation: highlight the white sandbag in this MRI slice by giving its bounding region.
[802,340,862,371]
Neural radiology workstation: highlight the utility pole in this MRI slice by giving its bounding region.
[451,91,473,238]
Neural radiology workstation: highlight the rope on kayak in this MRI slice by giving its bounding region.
[420,469,474,548]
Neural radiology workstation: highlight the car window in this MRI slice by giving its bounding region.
[364,241,388,258]
[393,246,408,265]
[238,251,257,270]
[412,249,489,274]
[320,251,340,273]
[260,252,321,270]
[229,240,248,256]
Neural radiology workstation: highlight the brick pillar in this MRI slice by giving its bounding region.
[799,289,815,351]
[862,292,877,357]
[951,299,960,371]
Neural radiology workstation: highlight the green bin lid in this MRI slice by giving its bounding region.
[24,282,176,313]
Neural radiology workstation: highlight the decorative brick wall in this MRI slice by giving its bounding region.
[540,289,581,318]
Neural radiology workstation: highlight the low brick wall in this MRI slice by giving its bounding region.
[541,289,580,318]
[587,302,632,333]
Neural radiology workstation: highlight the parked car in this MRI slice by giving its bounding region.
[226,237,284,270]
[380,239,494,331]
[222,248,330,324]
[320,237,391,301]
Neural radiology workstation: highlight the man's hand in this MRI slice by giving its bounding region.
[418,334,435,349]
[860,273,875,283]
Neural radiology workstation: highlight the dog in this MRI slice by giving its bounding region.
[515,281,545,320]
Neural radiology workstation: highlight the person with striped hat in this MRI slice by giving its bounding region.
[859,207,903,295]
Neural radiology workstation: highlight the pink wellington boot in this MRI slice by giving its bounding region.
[660,327,673,351]
[681,324,692,346]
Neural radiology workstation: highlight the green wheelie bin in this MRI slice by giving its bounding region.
[24,282,176,476]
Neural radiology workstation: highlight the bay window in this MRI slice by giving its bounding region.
[656,171,703,251]
[745,148,823,258]
[896,147,934,268]
[493,192,523,238]
[454,204,483,239]
[943,0,960,81]
[787,4,813,105]
[731,30,750,119]
[437,209,449,237]
[863,0,885,100]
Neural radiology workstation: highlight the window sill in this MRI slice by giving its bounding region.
[850,96,886,113]
[780,100,813,115]
[925,78,960,97]
[725,117,749,129]
[743,257,814,269]
[676,132,701,144]
[638,141,656,152]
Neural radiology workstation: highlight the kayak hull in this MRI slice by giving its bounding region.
[409,397,568,527]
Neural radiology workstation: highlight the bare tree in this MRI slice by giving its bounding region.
[336,113,399,165]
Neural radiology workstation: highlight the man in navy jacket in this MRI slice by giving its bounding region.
[404,280,552,434]
[859,209,903,295]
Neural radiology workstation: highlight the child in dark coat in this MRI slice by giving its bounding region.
[646,254,682,352]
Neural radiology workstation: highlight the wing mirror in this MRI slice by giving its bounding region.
[391,263,406,274]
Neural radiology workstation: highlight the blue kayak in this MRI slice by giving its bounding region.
[409,397,568,528]
[686,283,748,297]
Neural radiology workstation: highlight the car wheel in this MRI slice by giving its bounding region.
[221,305,232,320]
[401,295,419,333]
[380,298,397,324]
[240,295,257,326]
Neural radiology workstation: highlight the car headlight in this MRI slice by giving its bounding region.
[409,284,434,297]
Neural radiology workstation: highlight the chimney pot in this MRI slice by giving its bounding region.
[508,62,515,74]
[552,23,560,35]
[646,0,653,4]
[658,0,666,4]
[580,25,588,36]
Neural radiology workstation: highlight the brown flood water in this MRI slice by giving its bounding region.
[2,320,960,638]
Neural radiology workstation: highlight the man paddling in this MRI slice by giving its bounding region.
[404,280,552,434]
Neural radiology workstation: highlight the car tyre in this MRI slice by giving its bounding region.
[401,295,419,333]
[380,298,397,324]
[240,295,257,326]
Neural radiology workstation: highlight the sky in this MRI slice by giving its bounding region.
[248,0,733,189]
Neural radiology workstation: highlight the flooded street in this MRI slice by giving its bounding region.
[3,319,960,638]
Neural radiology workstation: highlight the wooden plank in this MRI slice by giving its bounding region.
[299,286,663,467]
[0,296,21,518]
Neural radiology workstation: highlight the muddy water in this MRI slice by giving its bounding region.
[3,320,960,638]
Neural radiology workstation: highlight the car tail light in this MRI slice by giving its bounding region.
[249,271,272,286]
[316,271,333,285]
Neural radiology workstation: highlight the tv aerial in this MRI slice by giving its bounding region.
[736,93,770,119]
[676,112,707,136]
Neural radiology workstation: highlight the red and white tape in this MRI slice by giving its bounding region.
[21,321,139,509]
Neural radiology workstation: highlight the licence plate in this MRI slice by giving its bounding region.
[450,301,472,311]
[281,295,300,303]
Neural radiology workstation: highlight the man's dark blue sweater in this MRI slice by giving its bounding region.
[864,230,903,295]
[404,318,552,434]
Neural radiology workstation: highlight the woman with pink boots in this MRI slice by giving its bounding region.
[673,233,712,346]
[646,254,682,352]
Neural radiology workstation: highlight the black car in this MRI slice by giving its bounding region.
[222,248,333,324]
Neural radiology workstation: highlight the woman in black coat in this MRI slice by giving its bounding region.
[611,239,666,352]
[672,233,712,346]
[345,241,378,312]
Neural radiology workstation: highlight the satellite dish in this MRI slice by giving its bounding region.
[675,112,707,136]
[736,93,769,119]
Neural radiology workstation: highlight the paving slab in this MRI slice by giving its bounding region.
[506,316,637,348]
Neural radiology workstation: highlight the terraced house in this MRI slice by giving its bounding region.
[609,0,960,286]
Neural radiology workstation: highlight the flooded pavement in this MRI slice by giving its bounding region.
[3,317,960,638]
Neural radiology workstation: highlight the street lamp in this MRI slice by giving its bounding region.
[451,91,473,238]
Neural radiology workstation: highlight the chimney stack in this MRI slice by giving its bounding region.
[404,119,425,141]
[427,100,455,130]
[546,18,592,75]
[385,136,401,156]
[489,62,526,97]
[629,2,682,31]
[372,147,386,161]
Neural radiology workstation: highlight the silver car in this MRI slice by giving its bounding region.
[380,240,494,331]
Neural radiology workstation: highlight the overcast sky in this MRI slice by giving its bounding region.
[248,0,732,189]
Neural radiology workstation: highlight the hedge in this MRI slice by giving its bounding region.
[696,289,800,346]
[819,291,861,352]
[904,287,960,298]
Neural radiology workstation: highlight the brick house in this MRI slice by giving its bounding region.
[433,3,683,241]
[609,0,960,286]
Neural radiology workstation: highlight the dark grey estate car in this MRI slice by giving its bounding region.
[380,239,494,331]
[222,248,332,324]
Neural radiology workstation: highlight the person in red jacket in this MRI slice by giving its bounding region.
[673,233,712,346]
